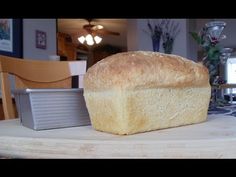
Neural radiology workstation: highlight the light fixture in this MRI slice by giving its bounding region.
[96,25,104,30]
[78,34,102,46]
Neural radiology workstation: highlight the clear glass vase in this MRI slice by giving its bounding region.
[152,37,161,52]
[204,59,220,111]
[163,39,174,54]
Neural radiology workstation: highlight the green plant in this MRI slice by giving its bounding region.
[144,20,165,52]
[190,31,221,61]
[190,29,222,84]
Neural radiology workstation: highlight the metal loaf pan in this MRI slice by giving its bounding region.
[14,88,90,130]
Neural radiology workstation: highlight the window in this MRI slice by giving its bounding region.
[226,57,236,93]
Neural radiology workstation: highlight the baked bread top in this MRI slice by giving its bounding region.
[84,51,210,91]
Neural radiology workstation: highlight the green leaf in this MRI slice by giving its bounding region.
[189,32,202,45]
[207,47,220,60]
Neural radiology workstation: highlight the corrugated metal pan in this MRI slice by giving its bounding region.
[14,89,90,130]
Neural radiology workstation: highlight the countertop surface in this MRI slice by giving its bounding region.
[0,113,236,158]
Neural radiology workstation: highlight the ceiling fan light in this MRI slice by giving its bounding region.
[86,34,94,46]
[97,25,104,29]
[85,34,93,42]
[87,40,94,46]
[78,36,85,44]
[94,36,102,44]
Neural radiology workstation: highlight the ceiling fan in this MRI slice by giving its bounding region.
[78,19,120,46]
[82,19,120,36]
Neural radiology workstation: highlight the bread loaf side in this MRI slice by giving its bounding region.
[84,51,211,135]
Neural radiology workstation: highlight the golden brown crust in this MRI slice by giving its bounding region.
[84,51,209,91]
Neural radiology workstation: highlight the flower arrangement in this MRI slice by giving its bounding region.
[162,20,180,54]
[145,19,165,52]
[189,21,227,85]
[190,21,233,108]
[145,19,180,54]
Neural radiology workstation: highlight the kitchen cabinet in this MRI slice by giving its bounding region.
[57,32,77,61]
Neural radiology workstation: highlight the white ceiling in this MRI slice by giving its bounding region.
[57,19,127,48]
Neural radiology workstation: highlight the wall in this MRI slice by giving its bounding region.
[127,20,139,51]
[23,19,57,60]
[127,19,190,59]
[187,19,198,61]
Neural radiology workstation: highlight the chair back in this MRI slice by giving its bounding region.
[0,55,86,119]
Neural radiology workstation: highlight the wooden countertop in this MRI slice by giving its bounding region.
[219,84,236,89]
[0,114,236,158]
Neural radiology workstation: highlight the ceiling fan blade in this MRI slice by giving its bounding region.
[95,29,120,36]
[82,19,120,36]
[83,24,95,29]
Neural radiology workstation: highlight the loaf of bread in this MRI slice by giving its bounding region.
[83,51,211,135]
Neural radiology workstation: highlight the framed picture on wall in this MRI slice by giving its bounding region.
[36,30,47,49]
[0,19,23,58]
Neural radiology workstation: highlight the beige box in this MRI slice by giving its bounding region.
[83,51,211,135]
